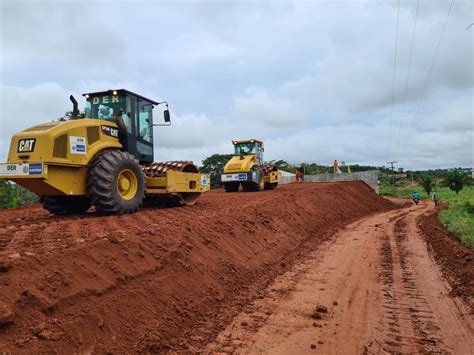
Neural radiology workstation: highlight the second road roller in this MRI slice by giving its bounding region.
[220,139,281,192]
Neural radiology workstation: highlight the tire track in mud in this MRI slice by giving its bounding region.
[378,215,445,353]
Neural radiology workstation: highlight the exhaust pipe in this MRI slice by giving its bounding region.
[70,95,79,118]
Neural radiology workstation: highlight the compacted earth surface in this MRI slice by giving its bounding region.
[208,200,473,354]
[0,182,472,353]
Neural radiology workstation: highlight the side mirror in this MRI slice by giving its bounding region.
[164,109,171,123]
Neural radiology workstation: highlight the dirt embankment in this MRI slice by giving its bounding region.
[418,209,474,311]
[0,182,394,352]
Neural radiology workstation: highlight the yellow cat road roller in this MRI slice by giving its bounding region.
[221,139,281,192]
[0,89,210,215]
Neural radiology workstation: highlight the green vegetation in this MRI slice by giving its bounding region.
[441,168,473,194]
[0,180,17,208]
[439,199,474,249]
[381,177,474,249]
[0,180,39,209]
[418,175,434,196]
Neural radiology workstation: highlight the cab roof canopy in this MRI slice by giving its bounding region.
[82,89,159,105]
[232,139,263,145]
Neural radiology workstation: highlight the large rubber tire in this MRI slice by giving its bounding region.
[242,166,265,192]
[87,150,145,215]
[41,196,91,215]
[224,182,240,192]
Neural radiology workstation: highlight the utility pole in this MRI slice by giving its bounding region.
[387,161,397,191]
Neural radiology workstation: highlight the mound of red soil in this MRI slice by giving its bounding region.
[0,181,394,352]
[418,210,474,311]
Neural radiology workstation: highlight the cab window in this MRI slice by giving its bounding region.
[234,143,256,155]
[85,95,132,134]
[138,100,153,143]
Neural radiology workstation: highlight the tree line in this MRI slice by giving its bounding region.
[417,169,473,196]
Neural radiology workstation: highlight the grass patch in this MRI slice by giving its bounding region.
[380,184,474,249]
[439,204,474,249]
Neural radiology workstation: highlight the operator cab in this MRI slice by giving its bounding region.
[83,89,170,164]
[232,139,264,165]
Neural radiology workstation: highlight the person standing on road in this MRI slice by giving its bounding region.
[432,192,439,207]
[295,170,302,182]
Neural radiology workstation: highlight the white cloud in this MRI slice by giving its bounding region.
[161,34,237,68]
[0,83,73,157]
[0,1,126,71]
[231,88,308,128]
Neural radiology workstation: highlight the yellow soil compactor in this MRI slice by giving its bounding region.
[221,139,280,192]
[0,89,209,215]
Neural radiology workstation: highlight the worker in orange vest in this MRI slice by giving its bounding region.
[295,170,302,182]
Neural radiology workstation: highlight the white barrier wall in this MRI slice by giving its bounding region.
[303,170,379,193]
[279,176,296,184]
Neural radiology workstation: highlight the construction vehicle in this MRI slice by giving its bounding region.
[220,139,280,192]
[0,89,210,215]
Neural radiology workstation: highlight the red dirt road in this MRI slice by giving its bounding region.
[209,200,474,354]
[0,182,472,353]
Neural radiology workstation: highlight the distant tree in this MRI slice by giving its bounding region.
[304,163,325,174]
[58,110,86,121]
[441,169,473,194]
[0,180,17,208]
[200,153,234,188]
[418,175,434,196]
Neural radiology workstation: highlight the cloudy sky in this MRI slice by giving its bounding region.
[0,0,472,170]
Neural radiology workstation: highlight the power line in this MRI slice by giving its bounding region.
[393,0,420,161]
[387,0,401,162]
[402,0,454,149]
[387,161,398,191]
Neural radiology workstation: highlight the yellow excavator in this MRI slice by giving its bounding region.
[220,139,280,192]
[0,89,209,215]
